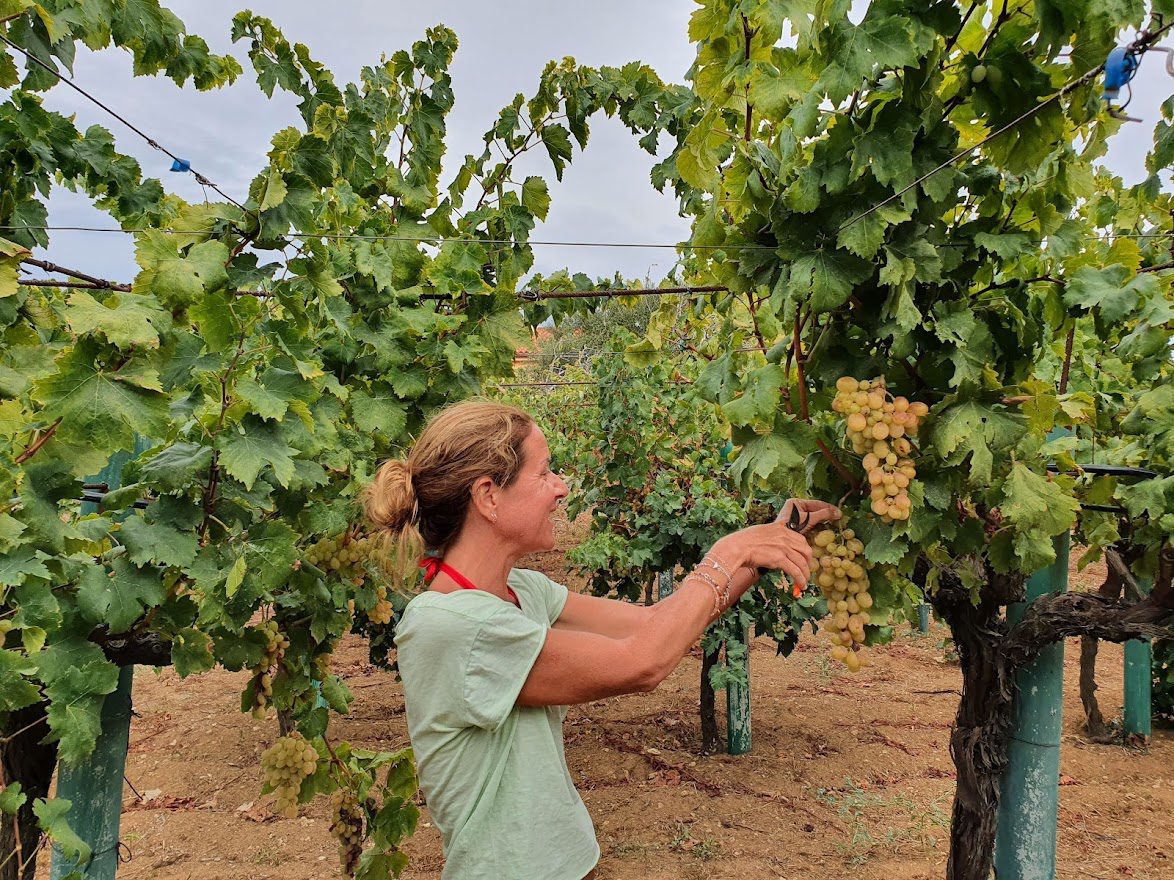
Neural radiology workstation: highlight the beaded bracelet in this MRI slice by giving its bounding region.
[682,574,724,616]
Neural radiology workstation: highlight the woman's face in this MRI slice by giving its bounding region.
[494,424,569,553]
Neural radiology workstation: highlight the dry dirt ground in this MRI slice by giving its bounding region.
[39,520,1172,880]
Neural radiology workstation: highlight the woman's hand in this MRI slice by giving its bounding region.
[712,500,842,599]
[779,498,842,534]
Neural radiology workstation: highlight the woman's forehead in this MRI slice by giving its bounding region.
[524,424,550,457]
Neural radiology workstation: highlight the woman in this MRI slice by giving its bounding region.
[365,400,838,880]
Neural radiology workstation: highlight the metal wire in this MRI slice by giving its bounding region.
[0,33,246,211]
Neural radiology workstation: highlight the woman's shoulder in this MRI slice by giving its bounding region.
[507,567,566,596]
[399,589,506,633]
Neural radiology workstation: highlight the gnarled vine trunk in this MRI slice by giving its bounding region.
[921,548,1174,880]
[1,703,56,880]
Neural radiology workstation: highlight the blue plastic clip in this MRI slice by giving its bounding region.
[169,158,192,173]
[1102,46,1140,102]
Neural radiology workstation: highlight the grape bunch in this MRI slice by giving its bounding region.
[329,788,366,874]
[260,732,318,819]
[809,525,873,672]
[307,532,377,583]
[832,377,928,523]
[249,619,290,719]
[307,532,393,625]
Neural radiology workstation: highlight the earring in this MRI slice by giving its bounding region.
[491,511,498,523]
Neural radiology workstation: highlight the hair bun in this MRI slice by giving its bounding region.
[364,459,415,533]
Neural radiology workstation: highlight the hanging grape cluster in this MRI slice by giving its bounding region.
[260,732,318,819]
[329,788,366,874]
[810,525,873,672]
[249,619,289,719]
[832,377,928,523]
[307,532,393,624]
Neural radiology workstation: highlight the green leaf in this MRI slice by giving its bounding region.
[34,342,170,457]
[351,388,408,439]
[218,420,297,489]
[225,554,247,598]
[139,442,215,492]
[931,401,1025,485]
[720,365,785,429]
[42,659,120,765]
[729,425,811,492]
[118,515,199,569]
[0,237,31,297]
[171,628,215,677]
[33,799,91,866]
[77,559,165,633]
[61,291,169,349]
[520,176,551,221]
[256,167,288,210]
[0,781,26,815]
[789,249,870,312]
[355,849,409,880]
[541,124,574,180]
[973,231,1033,260]
[370,798,420,850]
[999,463,1080,570]
[0,648,41,712]
[1064,264,1159,324]
[0,546,51,587]
[235,376,290,421]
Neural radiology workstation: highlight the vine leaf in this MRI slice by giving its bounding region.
[1064,264,1160,324]
[0,236,31,296]
[171,628,216,677]
[32,798,91,865]
[999,462,1080,570]
[62,291,170,350]
[218,419,297,489]
[34,341,171,457]
[76,559,165,634]
[0,648,42,712]
[118,516,199,569]
[931,401,1025,485]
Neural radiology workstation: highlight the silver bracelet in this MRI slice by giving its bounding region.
[690,566,732,609]
[682,574,724,616]
[699,552,733,581]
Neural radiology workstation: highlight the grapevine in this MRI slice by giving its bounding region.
[260,732,319,819]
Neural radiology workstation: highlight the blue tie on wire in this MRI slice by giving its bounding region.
[170,158,191,172]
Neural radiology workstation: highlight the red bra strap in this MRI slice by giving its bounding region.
[419,558,520,608]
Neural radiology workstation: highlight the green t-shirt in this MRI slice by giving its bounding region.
[396,568,600,880]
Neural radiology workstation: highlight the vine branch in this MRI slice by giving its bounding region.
[15,418,61,465]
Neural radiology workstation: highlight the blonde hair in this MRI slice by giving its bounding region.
[364,400,534,587]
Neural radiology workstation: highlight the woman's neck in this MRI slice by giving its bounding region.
[433,538,519,601]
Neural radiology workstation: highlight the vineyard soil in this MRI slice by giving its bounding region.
[37,516,1172,880]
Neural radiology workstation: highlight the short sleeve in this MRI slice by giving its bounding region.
[463,607,548,730]
[540,575,569,625]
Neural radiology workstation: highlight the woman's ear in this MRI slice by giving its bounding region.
[469,475,498,522]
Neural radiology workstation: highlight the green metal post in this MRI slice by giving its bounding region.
[993,529,1070,880]
[50,666,134,879]
[917,603,931,634]
[50,440,149,879]
[657,569,674,602]
[1123,576,1153,741]
[725,617,751,755]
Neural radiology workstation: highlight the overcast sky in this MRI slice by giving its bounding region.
[26,1,1174,286]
